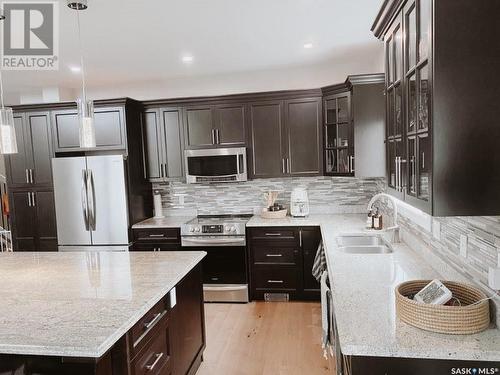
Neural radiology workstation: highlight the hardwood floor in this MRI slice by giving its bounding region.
[197,301,334,375]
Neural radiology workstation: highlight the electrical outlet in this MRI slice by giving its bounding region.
[169,287,177,308]
[459,235,468,258]
[488,267,500,290]
[432,220,441,240]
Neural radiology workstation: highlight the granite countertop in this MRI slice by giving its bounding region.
[132,216,194,229]
[0,251,206,358]
[247,213,500,362]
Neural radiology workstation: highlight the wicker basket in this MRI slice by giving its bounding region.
[260,208,288,219]
[395,280,490,334]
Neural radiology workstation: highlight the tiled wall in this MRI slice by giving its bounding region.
[153,176,385,216]
[374,195,500,322]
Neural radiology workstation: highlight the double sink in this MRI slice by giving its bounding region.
[336,234,393,254]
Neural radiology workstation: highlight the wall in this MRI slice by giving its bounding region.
[374,195,500,322]
[153,176,385,216]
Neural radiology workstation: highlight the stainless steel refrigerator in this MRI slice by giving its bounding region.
[52,155,131,251]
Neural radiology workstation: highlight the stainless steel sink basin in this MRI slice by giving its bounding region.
[340,245,393,254]
[336,234,393,254]
[336,235,385,246]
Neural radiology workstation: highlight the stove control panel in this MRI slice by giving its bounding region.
[202,224,223,234]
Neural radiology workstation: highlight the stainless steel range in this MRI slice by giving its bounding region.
[181,214,252,303]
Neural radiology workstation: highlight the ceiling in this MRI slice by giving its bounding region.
[2,0,383,99]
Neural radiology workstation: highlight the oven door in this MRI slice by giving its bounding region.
[185,147,247,183]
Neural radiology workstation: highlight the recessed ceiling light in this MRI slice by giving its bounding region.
[69,66,81,73]
[303,43,313,49]
[182,55,194,63]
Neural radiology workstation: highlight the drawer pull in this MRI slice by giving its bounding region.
[143,312,162,330]
[145,352,164,371]
[148,234,165,238]
[265,233,282,236]
[268,280,284,284]
[266,254,283,257]
[211,277,219,281]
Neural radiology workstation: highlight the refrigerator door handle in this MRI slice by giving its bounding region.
[89,170,97,231]
[81,169,89,231]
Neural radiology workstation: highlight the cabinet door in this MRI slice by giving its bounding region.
[10,190,36,251]
[301,227,322,298]
[6,114,31,187]
[248,101,285,178]
[26,112,53,186]
[52,107,125,151]
[285,98,322,176]
[33,190,57,251]
[162,108,184,178]
[214,104,246,146]
[183,107,214,148]
[142,109,162,180]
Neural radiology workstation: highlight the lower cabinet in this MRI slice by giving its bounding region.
[248,226,321,301]
[132,228,181,251]
[9,189,57,251]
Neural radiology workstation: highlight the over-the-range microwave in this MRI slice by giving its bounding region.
[185,147,247,184]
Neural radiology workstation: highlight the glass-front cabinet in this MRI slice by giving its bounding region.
[324,92,354,176]
[383,0,431,212]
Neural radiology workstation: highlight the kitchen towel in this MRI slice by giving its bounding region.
[312,241,326,282]
[320,271,334,358]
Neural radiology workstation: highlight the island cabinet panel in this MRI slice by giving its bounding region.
[248,226,321,301]
[374,0,500,215]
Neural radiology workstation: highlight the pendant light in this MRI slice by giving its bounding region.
[0,12,18,155]
[67,0,95,148]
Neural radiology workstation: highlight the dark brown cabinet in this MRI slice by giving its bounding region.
[142,108,184,181]
[248,97,322,178]
[9,189,57,251]
[183,104,246,149]
[51,106,126,152]
[248,226,321,301]
[132,227,181,251]
[6,112,53,188]
[373,0,500,215]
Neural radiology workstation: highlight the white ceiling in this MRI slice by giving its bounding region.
[3,0,384,101]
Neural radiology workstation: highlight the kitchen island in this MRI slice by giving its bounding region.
[0,251,206,375]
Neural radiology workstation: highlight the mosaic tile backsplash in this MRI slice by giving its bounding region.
[153,176,385,215]
[373,196,500,323]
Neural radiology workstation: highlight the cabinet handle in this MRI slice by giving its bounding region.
[25,169,29,184]
[149,234,165,238]
[421,152,425,169]
[216,129,220,144]
[31,192,36,207]
[143,312,162,330]
[282,158,286,174]
[267,280,284,284]
[287,158,290,174]
[299,230,303,247]
[395,157,400,191]
[29,169,34,184]
[265,233,281,237]
[145,352,164,371]
[349,156,355,173]
[266,254,283,257]
[27,192,32,207]
[211,129,216,145]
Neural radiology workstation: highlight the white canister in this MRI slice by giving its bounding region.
[153,190,164,218]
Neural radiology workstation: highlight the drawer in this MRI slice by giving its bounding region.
[252,266,298,290]
[130,297,169,356]
[133,228,180,243]
[250,228,298,244]
[132,322,171,375]
[253,246,297,265]
[132,242,181,251]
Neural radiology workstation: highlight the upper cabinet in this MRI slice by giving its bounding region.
[373,0,500,216]
[6,112,53,189]
[142,107,184,181]
[52,106,126,152]
[247,97,322,179]
[322,74,386,178]
[183,104,246,149]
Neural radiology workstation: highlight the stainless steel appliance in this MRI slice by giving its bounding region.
[181,214,252,302]
[52,155,130,251]
[185,147,247,184]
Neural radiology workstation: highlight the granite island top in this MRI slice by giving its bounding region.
[247,214,500,362]
[0,251,206,358]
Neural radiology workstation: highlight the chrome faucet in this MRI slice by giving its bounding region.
[367,193,400,243]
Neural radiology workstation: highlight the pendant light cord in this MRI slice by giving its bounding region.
[76,6,87,103]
